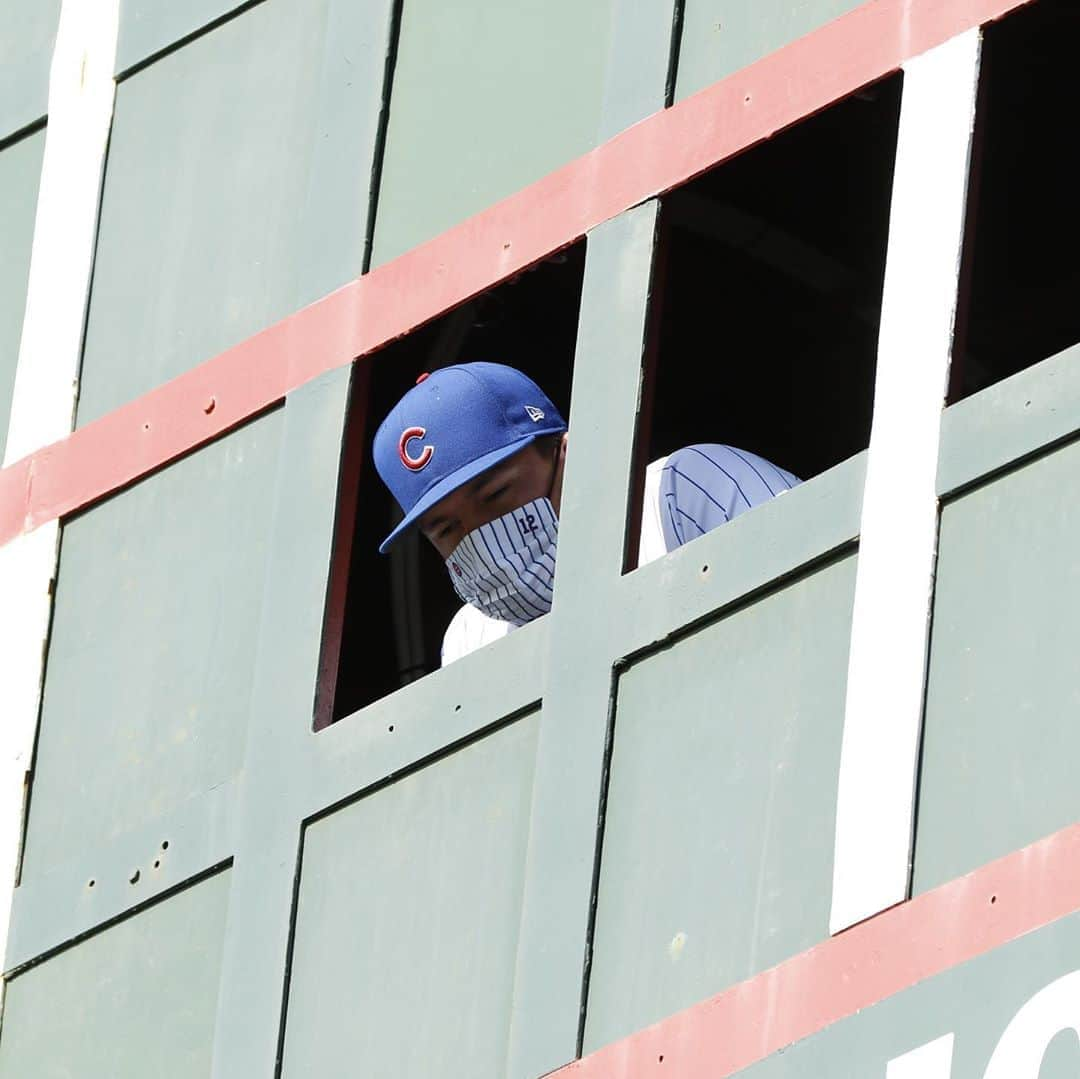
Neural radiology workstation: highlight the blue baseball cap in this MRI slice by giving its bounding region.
[373,362,567,552]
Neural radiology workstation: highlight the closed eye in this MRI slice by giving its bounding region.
[482,485,510,504]
[424,517,455,541]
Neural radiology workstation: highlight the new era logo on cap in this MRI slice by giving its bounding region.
[525,405,545,422]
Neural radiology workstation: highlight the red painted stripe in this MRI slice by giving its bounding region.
[0,0,1032,548]
[0,457,31,537]
[551,822,1080,1078]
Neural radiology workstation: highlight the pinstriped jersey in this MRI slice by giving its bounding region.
[659,444,799,550]
[441,444,799,664]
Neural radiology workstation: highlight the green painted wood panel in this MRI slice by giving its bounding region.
[914,437,1080,894]
[938,342,1080,498]
[597,0,680,139]
[369,0,616,266]
[0,870,231,1079]
[504,204,662,1079]
[0,2,61,139]
[675,0,862,102]
[733,911,1080,1078]
[205,369,357,1076]
[584,553,857,1052]
[281,713,539,1079]
[77,0,394,425]
[0,128,45,459]
[116,0,251,73]
[20,413,283,883]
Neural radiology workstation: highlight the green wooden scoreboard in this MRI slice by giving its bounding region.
[1,0,1078,1076]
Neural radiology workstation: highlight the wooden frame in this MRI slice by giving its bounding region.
[8,3,1075,1079]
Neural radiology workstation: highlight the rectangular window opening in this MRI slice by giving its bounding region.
[319,243,586,726]
[950,0,1080,403]
[626,72,904,571]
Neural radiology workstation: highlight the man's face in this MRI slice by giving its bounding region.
[418,435,567,560]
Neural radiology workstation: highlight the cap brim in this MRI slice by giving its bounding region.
[378,427,563,553]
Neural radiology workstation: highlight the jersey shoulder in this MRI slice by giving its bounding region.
[660,444,800,551]
[441,603,512,666]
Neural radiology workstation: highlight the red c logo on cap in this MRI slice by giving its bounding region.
[399,426,434,471]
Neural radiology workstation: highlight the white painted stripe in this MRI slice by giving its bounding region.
[983,970,1080,1079]
[886,1034,955,1079]
[0,0,120,965]
[830,30,982,934]
[4,0,119,465]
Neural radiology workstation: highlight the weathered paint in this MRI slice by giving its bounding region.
[0,871,231,1078]
[551,821,1080,1077]
[18,413,283,884]
[115,0,256,75]
[0,0,1036,553]
[5,460,863,974]
[76,0,394,427]
[585,554,856,1050]
[370,0,615,266]
[497,11,681,1070]
[2,2,1076,1076]
[914,434,1080,894]
[830,29,982,934]
[206,369,355,1079]
[732,926,1080,1077]
[0,1,61,140]
[0,0,119,979]
[675,0,863,100]
[2,522,549,970]
[5,775,237,972]
[281,713,539,1078]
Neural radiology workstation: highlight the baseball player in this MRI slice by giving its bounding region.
[374,362,798,664]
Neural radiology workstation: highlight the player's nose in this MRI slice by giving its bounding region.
[457,500,497,536]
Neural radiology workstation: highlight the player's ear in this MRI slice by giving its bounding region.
[550,433,569,515]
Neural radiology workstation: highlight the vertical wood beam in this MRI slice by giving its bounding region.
[830,29,983,934]
[208,370,353,1079]
[505,202,660,1079]
[0,0,119,964]
[506,12,682,1071]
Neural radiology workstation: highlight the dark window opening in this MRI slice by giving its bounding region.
[320,244,585,726]
[627,73,904,569]
[950,0,1080,402]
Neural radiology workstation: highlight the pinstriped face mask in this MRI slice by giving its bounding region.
[445,497,559,626]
